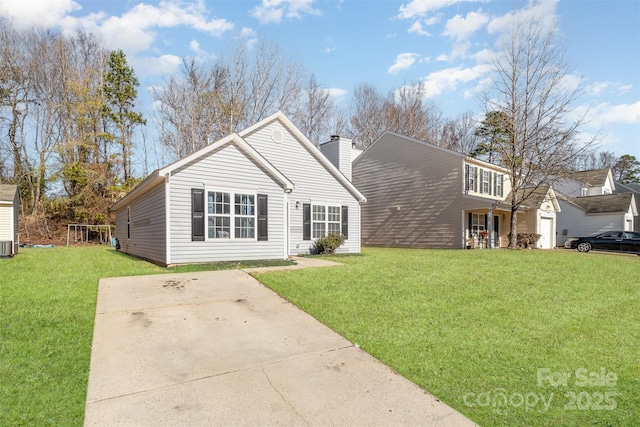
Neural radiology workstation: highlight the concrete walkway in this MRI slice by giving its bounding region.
[84,258,477,426]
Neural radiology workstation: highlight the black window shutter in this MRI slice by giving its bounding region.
[479,169,484,193]
[468,212,472,232]
[465,164,470,191]
[257,194,268,241]
[192,188,205,241]
[499,175,504,197]
[303,203,311,240]
[484,214,488,230]
[341,205,348,239]
[493,172,497,196]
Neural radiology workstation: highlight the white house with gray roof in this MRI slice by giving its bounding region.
[111,112,366,266]
[0,184,19,257]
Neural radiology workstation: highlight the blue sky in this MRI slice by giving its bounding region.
[2,0,639,161]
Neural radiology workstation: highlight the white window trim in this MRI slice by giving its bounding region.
[206,187,257,241]
[311,203,342,239]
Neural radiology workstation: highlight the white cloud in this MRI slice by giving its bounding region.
[388,52,420,74]
[80,2,234,54]
[408,20,431,36]
[443,10,488,40]
[251,0,321,25]
[487,0,559,37]
[132,54,182,78]
[422,64,492,98]
[573,102,640,129]
[0,0,81,28]
[398,0,468,20]
[600,102,640,124]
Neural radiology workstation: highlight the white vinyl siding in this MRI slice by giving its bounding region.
[243,121,361,255]
[115,183,166,264]
[168,142,286,263]
[0,205,11,241]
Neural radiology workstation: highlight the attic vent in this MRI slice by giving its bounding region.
[271,129,283,143]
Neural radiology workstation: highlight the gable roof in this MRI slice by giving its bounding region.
[504,185,560,212]
[112,132,295,211]
[112,112,366,211]
[563,193,637,215]
[356,130,510,174]
[569,168,611,187]
[0,184,18,203]
[240,111,365,202]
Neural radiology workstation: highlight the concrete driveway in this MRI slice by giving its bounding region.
[84,259,477,426]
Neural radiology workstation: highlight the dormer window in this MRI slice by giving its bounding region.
[581,187,588,196]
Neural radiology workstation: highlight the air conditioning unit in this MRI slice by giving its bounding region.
[0,241,12,257]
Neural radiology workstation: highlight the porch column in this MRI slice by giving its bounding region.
[487,206,494,249]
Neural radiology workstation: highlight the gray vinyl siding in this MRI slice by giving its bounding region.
[353,133,471,248]
[115,183,166,264]
[243,121,361,255]
[319,140,340,170]
[116,184,166,264]
[168,142,287,263]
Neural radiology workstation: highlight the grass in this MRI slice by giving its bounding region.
[0,245,293,426]
[253,247,640,427]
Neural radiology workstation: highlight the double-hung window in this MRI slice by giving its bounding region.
[465,165,478,192]
[472,213,486,233]
[303,204,347,240]
[207,190,255,239]
[481,170,491,194]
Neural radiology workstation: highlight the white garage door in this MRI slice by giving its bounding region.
[539,217,553,249]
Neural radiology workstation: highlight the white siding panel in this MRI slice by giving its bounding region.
[0,205,11,241]
[556,200,625,245]
[243,121,362,254]
[168,142,287,263]
[115,183,166,264]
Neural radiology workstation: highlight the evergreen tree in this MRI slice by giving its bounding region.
[103,50,145,182]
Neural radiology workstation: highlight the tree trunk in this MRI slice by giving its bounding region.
[508,205,518,249]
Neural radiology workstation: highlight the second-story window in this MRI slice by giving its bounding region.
[465,165,478,192]
[481,169,491,194]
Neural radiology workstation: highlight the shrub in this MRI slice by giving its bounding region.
[508,232,542,248]
[312,233,345,255]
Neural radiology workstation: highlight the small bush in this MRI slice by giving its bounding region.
[509,232,542,248]
[312,233,345,255]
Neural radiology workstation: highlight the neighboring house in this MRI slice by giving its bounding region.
[553,168,615,197]
[111,112,366,266]
[614,181,640,232]
[352,131,560,250]
[557,193,637,245]
[0,184,20,257]
[553,167,638,245]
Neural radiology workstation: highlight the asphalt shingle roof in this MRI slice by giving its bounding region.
[569,168,610,186]
[0,184,18,203]
[567,193,633,214]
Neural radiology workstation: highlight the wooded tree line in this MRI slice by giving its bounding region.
[1,18,638,242]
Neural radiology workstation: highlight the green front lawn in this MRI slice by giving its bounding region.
[0,246,292,426]
[254,247,640,427]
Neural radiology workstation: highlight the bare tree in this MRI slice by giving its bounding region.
[348,84,387,148]
[151,58,228,159]
[292,74,336,145]
[440,111,480,155]
[483,4,596,248]
[217,39,305,132]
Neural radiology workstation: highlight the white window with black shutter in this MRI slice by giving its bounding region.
[303,203,348,240]
[191,188,268,241]
[465,165,478,193]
